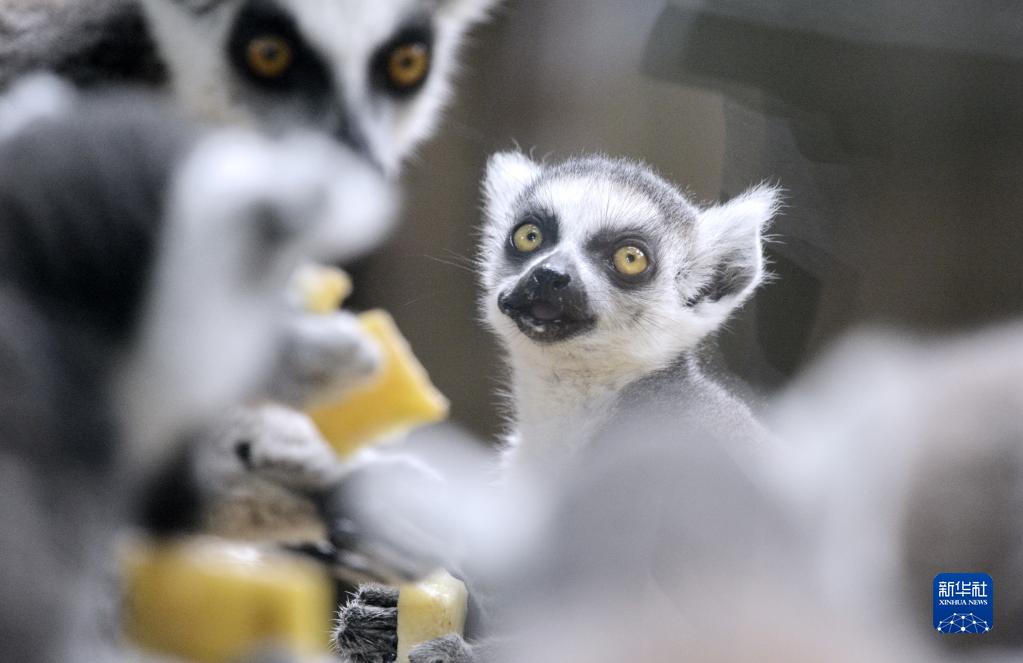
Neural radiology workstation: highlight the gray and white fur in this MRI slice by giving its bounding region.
[0,76,391,663]
[0,0,501,410]
[335,152,780,663]
[0,0,500,548]
[480,152,778,486]
[0,0,498,176]
[770,322,1023,660]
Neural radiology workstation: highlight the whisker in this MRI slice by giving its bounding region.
[422,254,477,274]
[398,291,440,308]
[440,248,477,266]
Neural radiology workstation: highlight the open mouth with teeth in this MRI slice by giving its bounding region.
[497,293,596,343]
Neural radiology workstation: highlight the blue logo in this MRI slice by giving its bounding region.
[933,573,993,634]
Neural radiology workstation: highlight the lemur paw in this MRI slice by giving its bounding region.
[199,404,344,491]
[269,310,383,409]
[334,584,399,663]
[323,456,457,583]
[193,404,344,540]
[409,635,476,663]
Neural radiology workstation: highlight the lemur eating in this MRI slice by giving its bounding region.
[0,75,396,663]
[335,152,781,663]
[0,0,502,550]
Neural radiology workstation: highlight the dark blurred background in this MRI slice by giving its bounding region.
[355,0,1023,440]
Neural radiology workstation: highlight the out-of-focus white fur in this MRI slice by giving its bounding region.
[268,309,383,409]
[0,72,76,139]
[195,403,343,542]
[769,322,1023,655]
[115,128,394,471]
[140,0,500,176]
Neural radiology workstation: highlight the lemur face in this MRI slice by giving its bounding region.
[141,0,497,176]
[479,153,779,370]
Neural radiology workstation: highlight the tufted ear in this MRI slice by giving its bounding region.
[686,184,780,321]
[482,151,541,223]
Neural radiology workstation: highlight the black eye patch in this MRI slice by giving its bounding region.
[505,209,560,262]
[370,23,435,98]
[585,229,658,288]
[227,0,331,95]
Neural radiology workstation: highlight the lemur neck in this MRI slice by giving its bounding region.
[504,353,652,478]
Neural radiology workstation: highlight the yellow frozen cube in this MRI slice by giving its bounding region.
[308,310,449,458]
[396,570,469,663]
[292,263,353,314]
[122,537,333,663]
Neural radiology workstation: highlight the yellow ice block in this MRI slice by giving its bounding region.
[307,310,449,458]
[396,570,469,663]
[122,537,333,663]
[292,263,353,314]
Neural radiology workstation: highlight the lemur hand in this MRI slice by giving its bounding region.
[334,584,399,663]
[267,310,382,409]
[193,408,458,581]
[194,404,345,541]
[334,589,478,663]
[408,635,478,663]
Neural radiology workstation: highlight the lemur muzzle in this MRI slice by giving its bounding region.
[498,257,596,342]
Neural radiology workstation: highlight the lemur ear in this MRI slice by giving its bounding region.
[482,151,540,221]
[687,184,780,315]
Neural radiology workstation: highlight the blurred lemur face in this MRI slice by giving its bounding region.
[141,0,496,175]
[479,153,779,370]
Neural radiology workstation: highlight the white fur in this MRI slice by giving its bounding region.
[140,0,499,176]
[114,128,394,471]
[0,72,76,140]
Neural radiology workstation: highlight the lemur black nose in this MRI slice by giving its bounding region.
[531,265,572,292]
[499,256,594,337]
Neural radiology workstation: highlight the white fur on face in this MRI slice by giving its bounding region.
[141,0,498,176]
[479,152,779,379]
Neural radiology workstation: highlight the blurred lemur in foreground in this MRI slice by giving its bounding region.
[0,76,394,663]
[335,153,780,663]
[0,0,500,546]
[0,0,496,177]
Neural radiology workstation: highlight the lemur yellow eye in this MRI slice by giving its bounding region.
[512,223,544,253]
[387,42,430,89]
[246,36,293,78]
[612,246,649,275]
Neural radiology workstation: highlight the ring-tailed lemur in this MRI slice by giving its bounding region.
[0,0,501,401]
[0,0,499,549]
[477,152,778,486]
[335,152,781,663]
[0,76,393,663]
[0,0,498,176]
